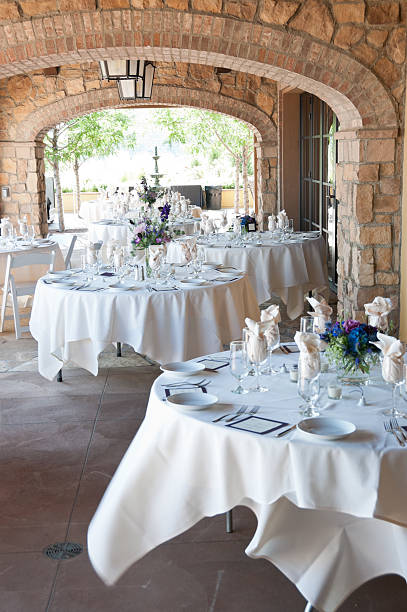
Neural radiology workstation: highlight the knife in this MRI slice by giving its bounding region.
[276,423,297,437]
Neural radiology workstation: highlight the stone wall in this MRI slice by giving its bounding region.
[0,60,278,234]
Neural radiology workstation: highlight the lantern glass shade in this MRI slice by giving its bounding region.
[118,79,137,100]
[99,60,128,80]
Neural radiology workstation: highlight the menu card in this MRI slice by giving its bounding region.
[227,416,289,435]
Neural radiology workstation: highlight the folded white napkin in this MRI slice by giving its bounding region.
[277,209,288,229]
[260,304,280,348]
[106,239,120,261]
[244,317,271,363]
[233,218,241,234]
[307,296,333,333]
[268,215,277,231]
[294,331,321,379]
[180,238,197,263]
[220,210,228,228]
[364,296,393,330]
[371,332,405,384]
[205,219,215,235]
[149,244,166,270]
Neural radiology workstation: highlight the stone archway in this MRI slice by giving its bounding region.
[0,6,401,318]
[11,81,278,235]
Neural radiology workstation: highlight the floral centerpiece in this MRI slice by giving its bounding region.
[240,214,257,232]
[129,216,171,251]
[137,176,161,206]
[320,319,380,384]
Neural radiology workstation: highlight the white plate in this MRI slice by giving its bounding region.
[202,262,220,269]
[179,278,206,286]
[218,266,238,273]
[36,242,56,248]
[106,282,136,292]
[166,391,218,411]
[48,270,71,276]
[297,417,356,440]
[160,361,206,377]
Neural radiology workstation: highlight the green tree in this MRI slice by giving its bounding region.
[44,110,137,227]
[153,109,254,213]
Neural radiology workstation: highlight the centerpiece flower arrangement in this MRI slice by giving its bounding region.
[137,176,161,206]
[240,214,257,232]
[320,319,380,382]
[129,215,171,251]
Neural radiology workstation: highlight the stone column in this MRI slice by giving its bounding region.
[255,139,278,228]
[335,128,400,320]
[0,140,48,236]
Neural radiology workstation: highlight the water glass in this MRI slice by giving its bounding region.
[298,371,321,417]
[300,316,317,334]
[266,329,280,375]
[229,340,249,394]
[384,362,406,418]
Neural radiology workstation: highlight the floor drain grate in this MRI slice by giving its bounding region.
[43,542,83,560]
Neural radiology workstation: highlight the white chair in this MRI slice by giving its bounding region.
[0,250,55,339]
[64,234,77,269]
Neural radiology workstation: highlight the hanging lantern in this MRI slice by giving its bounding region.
[99,60,155,99]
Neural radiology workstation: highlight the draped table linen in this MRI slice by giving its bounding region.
[167,234,328,318]
[0,242,65,283]
[88,221,130,247]
[29,275,259,380]
[88,350,407,612]
[79,199,114,222]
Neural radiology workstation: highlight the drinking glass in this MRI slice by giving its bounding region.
[28,225,35,243]
[298,371,321,417]
[266,329,281,375]
[384,363,406,418]
[300,316,317,333]
[246,334,269,392]
[229,340,249,394]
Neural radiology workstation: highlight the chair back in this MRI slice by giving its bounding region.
[8,250,56,271]
[64,235,77,269]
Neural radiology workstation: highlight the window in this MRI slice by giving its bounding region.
[300,93,338,286]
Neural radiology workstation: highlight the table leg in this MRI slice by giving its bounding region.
[226,510,233,533]
[57,369,62,383]
[117,342,122,357]
[304,602,315,612]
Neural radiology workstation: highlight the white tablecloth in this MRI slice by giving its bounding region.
[88,350,407,611]
[79,200,113,222]
[169,220,198,236]
[29,275,259,380]
[88,221,130,247]
[167,234,328,318]
[0,242,65,284]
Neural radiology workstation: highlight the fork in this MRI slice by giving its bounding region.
[390,418,407,443]
[224,405,248,422]
[248,405,260,415]
[384,421,405,447]
[212,405,247,423]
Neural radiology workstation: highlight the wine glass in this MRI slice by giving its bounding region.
[229,340,249,394]
[298,354,321,417]
[383,362,406,418]
[266,328,281,375]
[246,334,268,392]
[27,225,35,244]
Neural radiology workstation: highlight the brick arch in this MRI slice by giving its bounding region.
[0,9,397,131]
[16,85,275,143]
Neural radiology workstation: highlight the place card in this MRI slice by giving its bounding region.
[227,416,289,435]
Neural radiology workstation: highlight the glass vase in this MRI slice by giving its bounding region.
[144,248,152,279]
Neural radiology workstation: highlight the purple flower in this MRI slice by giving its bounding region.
[343,319,361,334]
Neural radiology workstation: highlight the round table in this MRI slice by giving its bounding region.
[169,219,199,236]
[88,221,130,247]
[167,232,328,318]
[87,349,407,612]
[29,272,259,380]
[79,199,114,222]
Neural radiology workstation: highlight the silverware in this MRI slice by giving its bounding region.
[248,405,260,415]
[276,423,297,438]
[384,421,405,447]
[212,412,232,423]
[390,418,407,443]
[225,405,248,422]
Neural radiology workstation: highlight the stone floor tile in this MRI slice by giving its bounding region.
[0,523,68,554]
[0,371,106,399]
[0,590,51,612]
[0,394,101,424]
[0,552,56,592]
[97,392,151,421]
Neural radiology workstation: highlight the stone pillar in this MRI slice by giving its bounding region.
[335,128,400,320]
[255,139,278,227]
[0,140,48,236]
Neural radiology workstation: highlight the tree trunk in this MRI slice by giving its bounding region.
[73,157,81,215]
[233,158,240,214]
[242,144,249,215]
[52,128,65,232]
